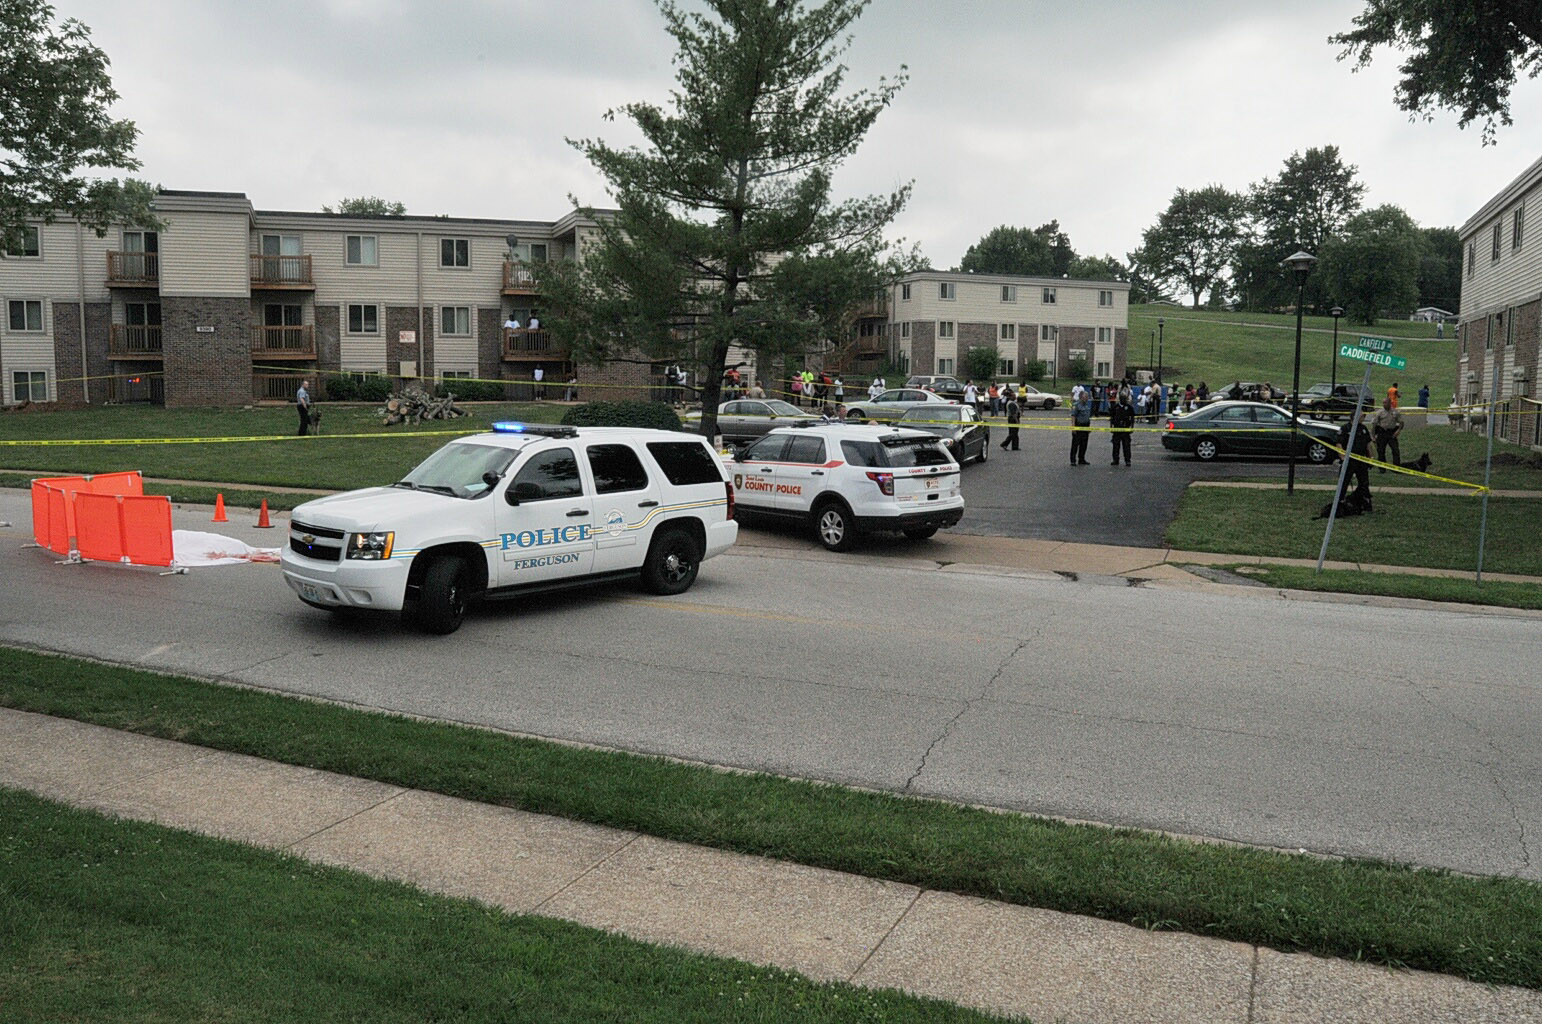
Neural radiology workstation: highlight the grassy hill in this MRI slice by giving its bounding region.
[1126,306,1458,407]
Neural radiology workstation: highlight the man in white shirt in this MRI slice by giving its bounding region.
[533,366,544,400]
[963,381,978,409]
[503,314,520,330]
[528,313,541,331]
[868,378,883,401]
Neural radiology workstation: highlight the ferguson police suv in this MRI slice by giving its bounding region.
[725,423,964,551]
[280,423,738,634]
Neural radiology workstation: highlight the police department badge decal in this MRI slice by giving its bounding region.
[604,509,626,536]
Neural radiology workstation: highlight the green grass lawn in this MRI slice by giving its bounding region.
[1210,563,1542,610]
[1129,306,1457,408]
[1166,487,1542,576]
[0,789,997,1024]
[3,646,1539,990]
[0,402,564,491]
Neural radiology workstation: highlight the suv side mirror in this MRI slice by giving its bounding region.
[506,481,543,505]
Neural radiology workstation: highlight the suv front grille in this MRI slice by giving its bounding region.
[290,520,345,562]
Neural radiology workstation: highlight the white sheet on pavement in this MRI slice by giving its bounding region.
[172,530,282,567]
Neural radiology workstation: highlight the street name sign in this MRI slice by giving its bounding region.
[1340,343,1406,370]
[1357,336,1396,352]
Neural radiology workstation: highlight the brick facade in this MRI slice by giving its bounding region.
[385,306,428,377]
[477,307,502,380]
[49,301,113,405]
[315,305,340,375]
[957,322,996,378]
[574,358,653,402]
[1459,296,1541,447]
[162,297,251,406]
[1060,325,1094,375]
[910,321,935,377]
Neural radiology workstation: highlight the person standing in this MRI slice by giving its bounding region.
[532,366,545,400]
[1000,395,1020,450]
[1371,398,1404,471]
[834,374,844,405]
[295,379,312,436]
[1070,391,1092,465]
[1183,383,1196,412]
[1387,381,1399,409]
[527,311,541,332]
[565,374,578,402]
[1336,418,1373,508]
[1109,389,1134,466]
[868,376,883,402]
[963,380,977,411]
[1418,384,1430,409]
[749,379,766,399]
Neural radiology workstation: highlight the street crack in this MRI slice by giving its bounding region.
[903,633,1036,793]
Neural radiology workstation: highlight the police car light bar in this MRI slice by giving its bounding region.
[490,422,579,438]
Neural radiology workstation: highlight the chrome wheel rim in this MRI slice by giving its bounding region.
[819,510,845,546]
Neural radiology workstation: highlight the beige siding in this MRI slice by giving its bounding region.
[894,276,1127,330]
[1462,178,1542,315]
[337,301,388,372]
[2,315,59,403]
[432,303,478,373]
[419,234,509,303]
[309,229,421,305]
[160,211,250,297]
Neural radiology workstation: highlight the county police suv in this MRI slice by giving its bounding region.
[280,423,738,634]
[725,423,964,551]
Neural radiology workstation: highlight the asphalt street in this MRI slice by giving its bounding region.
[953,410,1341,546]
[3,488,1537,881]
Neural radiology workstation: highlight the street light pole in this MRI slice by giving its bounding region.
[1157,318,1165,418]
[1282,251,1318,496]
[1149,329,1155,371]
[1330,306,1344,390]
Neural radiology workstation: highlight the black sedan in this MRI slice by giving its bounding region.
[897,404,990,464]
[1290,382,1375,419]
[1160,401,1339,463]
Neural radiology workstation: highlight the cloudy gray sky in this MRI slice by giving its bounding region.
[67,0,1542,266]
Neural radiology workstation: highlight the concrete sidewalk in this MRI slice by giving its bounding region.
[3,706,1536,1024]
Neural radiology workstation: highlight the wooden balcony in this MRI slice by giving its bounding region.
[106,251,159,286]
[108,324,163,358]
[502,260,541,294]
[251,325,316,359]
[502,328,564,361]
[250,253,314,289]
[252,373,320,402]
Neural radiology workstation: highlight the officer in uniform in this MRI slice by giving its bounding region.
[1109,389,1134,465]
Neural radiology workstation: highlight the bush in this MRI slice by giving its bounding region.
[1065,357,1091,381]
[1022,359,1046,382]
[437,379,505,401]
[560,400,682,431]
[324,374,394,402]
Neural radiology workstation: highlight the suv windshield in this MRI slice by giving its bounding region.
[398,442,516,499]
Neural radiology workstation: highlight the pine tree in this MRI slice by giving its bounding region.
[542,0,911,437]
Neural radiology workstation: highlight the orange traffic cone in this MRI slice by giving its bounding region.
[212,493,228,523]
[255,499,273,529]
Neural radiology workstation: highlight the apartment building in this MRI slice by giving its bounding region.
[0,189,646,406]
[871,270,1129,381]
[1456,156,1542,449]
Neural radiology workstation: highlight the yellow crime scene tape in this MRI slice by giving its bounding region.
[0,430,481,448]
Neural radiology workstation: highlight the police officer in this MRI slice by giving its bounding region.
[1000,394,1020,450]
[295,379,312,436]
[1109,388,1134,466]
[1336,417,1373,509]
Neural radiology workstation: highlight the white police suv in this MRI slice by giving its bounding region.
[281,423,738,634]
[724,423,964,551]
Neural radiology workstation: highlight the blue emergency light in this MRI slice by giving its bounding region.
[491,422,578,438]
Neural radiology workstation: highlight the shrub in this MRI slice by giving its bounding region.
[561,401,682,431]
[438,379,506,401]
[323,374,394,402]
[1065,357,1091,381]
[1022,359,1046,382]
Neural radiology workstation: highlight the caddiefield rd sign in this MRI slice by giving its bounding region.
[1342,336,1407,370]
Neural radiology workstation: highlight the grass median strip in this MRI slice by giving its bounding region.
[0,473,316,512]
[2,645,1539,990]
[0,789,996,1024]
[1210,563,1542,610]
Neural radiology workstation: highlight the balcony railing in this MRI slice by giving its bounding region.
[251,325,316,358]
[252,373,321,402]
[109,324,163,357]
[502,260,541,292]
[502,328,562,359]
[106,251,159,285]
[106,373,164,404]
[250,253,314,287]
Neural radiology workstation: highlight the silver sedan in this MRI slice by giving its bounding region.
[689,399,811,443]
[844,388,957,423]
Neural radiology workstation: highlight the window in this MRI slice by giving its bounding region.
[1514,206,1526,251]
[126,302,162,327]
[5,225,41,258]
[1001,285,1017,303]
[264,303,301,327]
[1096,361,1111,378]
[999,323,1016,341]
[440,370,471,379]
[840,440,884,467]
[647,441,722,485]
[261,234,301,257]
[1492,223,1502,262]
[528,243,548,263]
[346,235,378,266]
[1069,348,1088,362]
[901,283,911,301]
[900,321,911,338]
[784,436,826,464]
[347,304,378,334]
[512,448,582,501]
[1040,324,1058,342]
[12,371,48,402]
[1098,290,1113,307]
[939,321,955,339]
[1216,407,1255,423]
[440,238,470,268]
[7,300,43,332]
[1042,287,1056,304]
[1468,241,1476,278]
[440,306,471,336]
[1486,313,1495,350]
[587,444,650,494]
[1043,359,1055,377]
[937,358,954,374]
[939,282,956,300]
[998,358,1015,376]
[742,434,789,461]
[1097,327,1112,344]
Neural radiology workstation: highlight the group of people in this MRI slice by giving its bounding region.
[785,370,845,408]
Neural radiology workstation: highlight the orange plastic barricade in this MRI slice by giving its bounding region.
[87,471,145,497]
[120,496,174,567]
[74,492,127,563]
[29,480,52,549]
[47,487,73,556]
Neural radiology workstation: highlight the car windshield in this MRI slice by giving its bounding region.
[900,407,960,423]
[881,438,953,466]
[1304,384,1333,396]
[398,442,516,499]
[763,400,802,416]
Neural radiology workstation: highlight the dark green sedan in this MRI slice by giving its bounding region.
[1161,401,1340,463]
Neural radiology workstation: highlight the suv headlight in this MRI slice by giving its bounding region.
[346,531,395,560]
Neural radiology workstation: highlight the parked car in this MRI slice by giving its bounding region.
[685,399,812,444]
[844,388,956,423]
[897,404,990,464]
[725,424,963,550]
[905,375,967,402]
[1010,384,1062,410]
[1289,382,1375,420]
[1201,381,1286,405]
[1160,401,1340,463]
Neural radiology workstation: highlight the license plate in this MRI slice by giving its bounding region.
[925,478,938,490]
[296,581,331,604]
